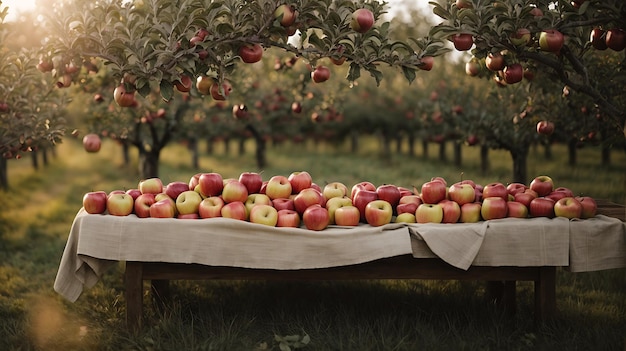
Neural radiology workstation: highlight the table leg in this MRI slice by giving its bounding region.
[125,261,143,332]
[151,279,171,313]
[486,281,517,316]
[534,266,556,323]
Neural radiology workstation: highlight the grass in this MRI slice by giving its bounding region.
[0,136,625,351]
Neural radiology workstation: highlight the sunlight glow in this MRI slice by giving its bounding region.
[2,0,38,22]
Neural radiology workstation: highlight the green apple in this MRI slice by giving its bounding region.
[249,204,278,226]
[175,190,203,215]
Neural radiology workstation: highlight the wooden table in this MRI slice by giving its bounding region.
[122,199,624,332]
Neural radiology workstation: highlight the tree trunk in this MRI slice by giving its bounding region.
[206,137,214,154]
[407,134,415,157]
[122,142,130,166]
[453,142,462,167]
[480,144,490,174]
[438,141,446,162]
[511,145,529,184]
[395,135,402,153]
[0,157,7,190]
[568,138,577,167]
[543,142,552,160]
[138,148,160,179]
[381,133,391,160]
[422,139,429,158]
[223,137,230,155]
[350,131,359,153]
[238,137,246,156]
[245,125,266,169]
[189,138,199,170]
[31,150,39,170]
[42,148,49,166]
[601,144,611,166]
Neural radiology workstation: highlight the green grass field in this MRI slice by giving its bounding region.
[1,137,625,350]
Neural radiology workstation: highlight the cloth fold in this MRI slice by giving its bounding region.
[568,215,626,272]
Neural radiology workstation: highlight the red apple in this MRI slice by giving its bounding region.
[82,191,108,214]
[244,193,272,215]
[334,205,361,226]
[606,28,626,51]
[529,197,555,218]
[536,120,555,135]
[177,213,199,219]
[364,200,393,227]
[221,180,249,203]
[448,182,475,206]
[210,80,232,101]
[503,63,523,84]
[376,184,401,208]
[481,197,508,220]
[276,209,301,228]
[352,189,378,222]
[265,175,293,200]
[420,180,447,204]
[134,193,156,218]
[288,171,313,194]
[420,56,434,71]
[198,196,224,219]
[149,198,176,218]
[272,198,295,211]
[589,28,608,50]
[350,8,375,33]
[415,203,443,223]
[274,4,297,27]
[575,196,597,219]
[302,204,329,231]
[554,197,583,219]
[507,201,528,218]
[125,189,142,201]
[238,172,263,194]
[326,196,353,225]
[485,52,505,72]
[293,188,325,215]
[174,75,193,93]
[351,181,376,200]
[439,199,461,223]
[482,182,508,200]
[452,33,474,51]
[139,178,163,195]
[539,29,564,53]
[220,201,247,221]
[113,84,136,107]
[198,172,224,197]
[165,181,191,201]
[506,182,528,196]
[82,133,101,153]
[510,28,531,46]
[311,66,331,83]
[514,192,536,208]
[396,202,419,216]
[529,175,554,197]
[239,43,263,64]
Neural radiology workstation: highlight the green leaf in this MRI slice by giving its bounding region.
[347,62,361,82]
[367,67,383,86]
[160,80,174,102]
[401,66,417,84]
[430,2,451,20]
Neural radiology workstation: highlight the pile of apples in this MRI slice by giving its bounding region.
[82,172,598,231]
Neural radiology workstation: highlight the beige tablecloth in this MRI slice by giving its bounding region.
[54,210,625,302]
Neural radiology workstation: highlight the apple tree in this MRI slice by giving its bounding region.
[42,0,447,179]
[0,5,68,189]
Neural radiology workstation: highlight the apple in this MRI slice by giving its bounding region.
[134,193,156,218]
[113,84,136,107]
[82,191,108,214]
[82,134,101,153]
[198,196,224,219]
[177,213,199,220]
[210,80,232,101]
[350,8,375,33]
[352,189,378,222]
[480,197,508,220]
[513,192,536,208]
[288,171,313,194]
[175,190,203,215]
[536,120,555,135]
[302,204,329,231]
[395,212,417,223]
[529,197,555,218]
[482,182,508,200]
[430,176,448,185]
[397,186,413,197]
[439,200,461,223]
[350,181,376,200]
[506,182,527,196]
[485,52,505,72]
[272,198,295,211]
[448,183,475,206]
[326,196,353,224]
[465,59,481,76]
[507,201,528,218]
[553,187,574,198]
[606,28,626,51]
[575,196,597,219]
[149,199,177,218]
[503,63,523,84]
[293,188,325,215]
[420,180,447,204]
[198,172,224,197]
[274,4,297,27]
[139,178,163,195]
[310,183,322,193]
[311,66,331,83]
[510,28,531,46]
[364,200,393,227]
[174,75,192,93]
[376,184,401,209]
[165,181,190,201]
[239,43,263,64]
[396,202,419,216]
[460,202,482,223]
[220,201,247,221]
[238,172,263,194]
[221,180,249,203]
[249,204,278,226]
[530,7,543,17]
[323,182,348,200]
[196,76,214,95]
[554,197,583,219]
[244,193,272,216]
[334,205,361,226]
[590,28,608,50]
[399,195,422,207]
[125,189,142,201]
[452,33,474,51]
[415,204,443,224]
[539,29,564,53]
[529,176,554,197]
[546,190,569,202]
[276,209,301,228]
[188,173,202,190]
[455,0,472,9]
[265,175,293,200]
[420,56,434,71]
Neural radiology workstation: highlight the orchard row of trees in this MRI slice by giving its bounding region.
[1,0,625,188]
